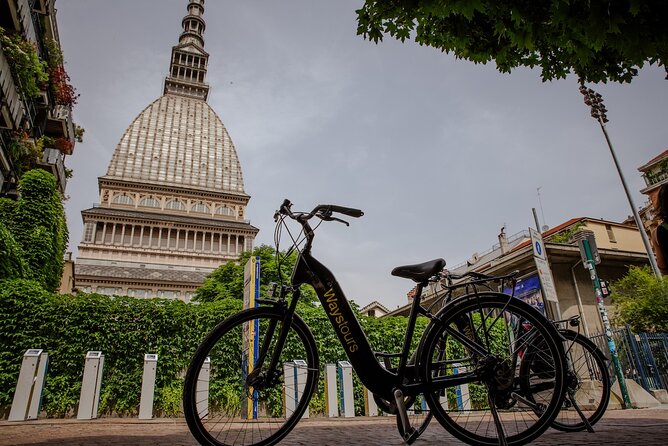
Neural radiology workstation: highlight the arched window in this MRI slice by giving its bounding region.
[139,196,161,208]
[215,206,235,216]
[113,193,134,205]
[191,202,210,213]
[166,199,186,211]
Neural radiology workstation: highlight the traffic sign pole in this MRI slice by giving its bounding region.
[582,238,632,409]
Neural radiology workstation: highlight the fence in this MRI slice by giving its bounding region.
[590,326,668,393]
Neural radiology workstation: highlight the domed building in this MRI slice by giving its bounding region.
[75,0,258,301]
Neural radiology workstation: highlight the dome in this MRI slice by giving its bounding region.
[104,93,245,193]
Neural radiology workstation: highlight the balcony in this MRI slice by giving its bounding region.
[45,103,74,144]
[37,146,67,193]
[0,44,26,129]
[642,168,668,191]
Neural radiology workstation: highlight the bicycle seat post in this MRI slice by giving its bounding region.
[397,282,426,382]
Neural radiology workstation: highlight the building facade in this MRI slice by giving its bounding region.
[635,150,668,231]
[75,0,258,301]
[389,218,649,337]
[1,0,76,195]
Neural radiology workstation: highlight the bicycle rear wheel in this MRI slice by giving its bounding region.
[183,307,319,446]
[550,329,610,431]
[420,293,566,446]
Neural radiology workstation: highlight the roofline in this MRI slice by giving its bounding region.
[638,149,668,172]
[81,206,260,233]
[383,243,648,318]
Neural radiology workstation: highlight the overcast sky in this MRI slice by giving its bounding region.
[56,0,668,310]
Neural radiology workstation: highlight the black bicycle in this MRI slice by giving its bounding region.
[409,274,612,439]
[183,200,567,446]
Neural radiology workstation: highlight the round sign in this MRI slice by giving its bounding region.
[535,241,542,256]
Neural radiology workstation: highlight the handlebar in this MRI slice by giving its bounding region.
[276,199,364,223]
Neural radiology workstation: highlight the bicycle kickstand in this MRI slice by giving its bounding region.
[568,391,596,433]
[394,389,419,445]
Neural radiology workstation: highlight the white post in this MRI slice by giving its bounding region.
[325,364,338,417]
[8,350,48,421]
[293,359,309,419]
[453,363,471,411]
[196,357,210,420]
[283,361,296,417]
[338,361,354,418]
[77,351,105,420]
[364,387,378,416]
[138,354,158,419]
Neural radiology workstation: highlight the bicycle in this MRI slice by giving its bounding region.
[183,199,567,446]
[531,317,611,432]
[409,273,611,438]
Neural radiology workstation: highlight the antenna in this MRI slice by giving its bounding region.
[537,187,547,229]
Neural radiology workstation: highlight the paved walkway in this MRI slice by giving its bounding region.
[2,408,668,445]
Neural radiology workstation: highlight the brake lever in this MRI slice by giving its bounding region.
[331,216,349,226]
[319,214,350,226]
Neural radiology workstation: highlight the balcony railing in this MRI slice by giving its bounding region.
[644,169,668,188]
[39,146,67,192]
[0,45,26,129]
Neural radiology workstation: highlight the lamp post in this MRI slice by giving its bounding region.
[579,85,662,278]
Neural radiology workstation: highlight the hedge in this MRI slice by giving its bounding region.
[1,279,493,418]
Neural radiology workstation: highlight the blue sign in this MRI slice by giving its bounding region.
[534,241,542,256]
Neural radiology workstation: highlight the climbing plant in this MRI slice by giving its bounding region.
[2,170,68,292]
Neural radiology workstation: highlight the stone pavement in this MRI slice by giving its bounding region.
[2,408,667,445]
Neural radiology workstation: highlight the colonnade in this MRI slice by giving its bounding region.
[87,221,248,255]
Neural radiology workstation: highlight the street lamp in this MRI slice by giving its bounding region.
[579,85,662,278]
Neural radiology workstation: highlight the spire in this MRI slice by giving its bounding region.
[163,0,210,101]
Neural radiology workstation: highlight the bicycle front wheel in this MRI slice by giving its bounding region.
[550,329,611,432]
[183,307,319,446]
[420,293,566,446]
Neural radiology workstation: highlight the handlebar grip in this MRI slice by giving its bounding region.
[326,205,364,218]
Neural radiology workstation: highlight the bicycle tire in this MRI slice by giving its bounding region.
[550,329,610,432]
[419,293,567,446]
[183,307,319,446]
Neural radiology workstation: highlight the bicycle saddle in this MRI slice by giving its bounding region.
[391,258,446,282]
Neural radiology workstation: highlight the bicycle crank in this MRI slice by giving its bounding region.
[394,389,419,445]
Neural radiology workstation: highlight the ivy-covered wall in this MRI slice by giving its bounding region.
[0,279,243,417]
[0,277,430,418]
[0,170,67,292]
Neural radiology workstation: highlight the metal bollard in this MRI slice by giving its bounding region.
[324,364,338,417]
[364,387,378,416]
[283,360,309,419]
[77,351,105,420]
[196,357,210,420]
[338,361,354,417]
[139,354,158,419]
[8,349,48,421]
[453,363,471,411]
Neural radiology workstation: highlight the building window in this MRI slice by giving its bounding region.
[96,287,122,296]
[113,193,134,205]
[191,202,210,213]
[215,206,234,216]
[166,199,186,211]
[605,224,617,243]
[83,222,96,243]
[140,196,161,208]
[157,290,179,299]
[127,288,150,298]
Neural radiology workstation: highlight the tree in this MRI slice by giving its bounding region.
[194,245,316,303]
[356,1,668,83]
[611,266,668,333]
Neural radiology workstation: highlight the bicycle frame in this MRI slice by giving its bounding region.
[272,216,477,402]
